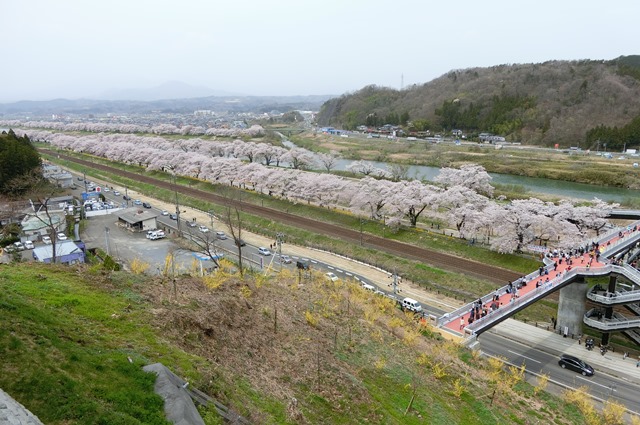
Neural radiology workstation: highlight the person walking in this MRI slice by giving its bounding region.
[460,317,465,330]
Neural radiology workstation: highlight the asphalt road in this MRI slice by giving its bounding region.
[479,330,640,414]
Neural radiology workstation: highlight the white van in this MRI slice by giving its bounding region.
[401,297,423,313]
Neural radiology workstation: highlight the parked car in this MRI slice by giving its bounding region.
[123,195,131,201]
[42,236,52,244]
[558,354,594,376]
[103,187,110,192]
[142,202,152,209]
[199,225,209,233]
[57,232,68,241]
[325,272,339,282]
[257,247,271,256]
[23,240,34,250]
[148,230,166,240]
[215,231,227,240]
[13,242,25,251]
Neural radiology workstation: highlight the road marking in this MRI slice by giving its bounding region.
[336,269,343,273]
[311,260,318,264]
[345,272,353,277]
[508,350,541,364]
[327,265,334,270]
[577,376,615,390]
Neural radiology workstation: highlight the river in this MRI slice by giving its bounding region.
[332,159,638,203]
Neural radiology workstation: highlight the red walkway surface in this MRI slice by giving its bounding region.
[442,226,639,335]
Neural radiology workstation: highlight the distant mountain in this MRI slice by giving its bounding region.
[316,56,640,148]
[0,94,334,116]
[96,81,241,101]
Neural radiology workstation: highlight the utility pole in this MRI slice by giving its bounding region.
[171,169,181,236]
[389,269,401,296]
[360,218,364,246]
[276,232,285,272]
[104,227,110,256]
[208,209,215,228]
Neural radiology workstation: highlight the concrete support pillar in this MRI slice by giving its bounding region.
[601,274,618,345]
[557,277,588,338]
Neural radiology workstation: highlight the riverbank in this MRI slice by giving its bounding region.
[289,131,640,203]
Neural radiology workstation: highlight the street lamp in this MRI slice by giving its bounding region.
[208,209,215,228]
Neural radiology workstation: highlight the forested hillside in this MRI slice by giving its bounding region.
[316,56,640,149]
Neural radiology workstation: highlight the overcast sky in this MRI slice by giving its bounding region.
[2,0,638,102]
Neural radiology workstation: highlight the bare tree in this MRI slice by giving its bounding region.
[184,226,222,269]
[218,188,246,276]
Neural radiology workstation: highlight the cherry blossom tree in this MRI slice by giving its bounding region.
[435,163,494,197]
[282,147,315,170]
[385,180,441,227]
[438,185,490,237]
[349,177,395,219]
[316,151,340,172]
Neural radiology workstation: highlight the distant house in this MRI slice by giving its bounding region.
[116,207,159,232]
[42,162,74,188]
[32,240,86,265]
[21,212,66,240]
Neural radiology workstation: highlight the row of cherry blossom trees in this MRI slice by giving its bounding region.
[22,129,617,254]
[0,120,265,138]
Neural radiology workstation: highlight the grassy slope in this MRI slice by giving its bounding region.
[0,263,588,424]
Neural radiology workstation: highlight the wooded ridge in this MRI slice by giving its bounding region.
[316,56,640,149]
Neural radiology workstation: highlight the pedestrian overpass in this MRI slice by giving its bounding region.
[438,217,640,339]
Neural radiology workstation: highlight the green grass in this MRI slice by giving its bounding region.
[0,265,203,424]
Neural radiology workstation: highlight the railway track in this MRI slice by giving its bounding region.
[44,149,521,284]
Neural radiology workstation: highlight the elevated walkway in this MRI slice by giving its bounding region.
[439,219,640,337]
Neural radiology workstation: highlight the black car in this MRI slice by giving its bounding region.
[235,239,246,247]
[142,202,152,208]
[169,213,178,220]
[558,354,594,376]
[123,195,131,201]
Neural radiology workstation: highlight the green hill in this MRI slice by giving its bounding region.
[316,56,640,149]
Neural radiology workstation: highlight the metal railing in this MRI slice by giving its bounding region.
[583,309,640,331]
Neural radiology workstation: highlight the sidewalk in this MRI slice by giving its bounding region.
[489,319,640,385]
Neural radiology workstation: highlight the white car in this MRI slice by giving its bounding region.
[23,240,34,250]
[257,247,271,256]
[198,225,209,233]
[42,236,52,244]
[57,233,68,241]
[215,231,227,240]
[13,242,25,251]
[361,282,375,292]
[325,272,339,282]
[113,190,121,196]
[161,210,169,216]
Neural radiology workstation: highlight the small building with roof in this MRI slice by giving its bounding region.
[32,240,86,265]
[116,207,159,232]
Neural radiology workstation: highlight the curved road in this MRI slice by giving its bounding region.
[44,149,520,284]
